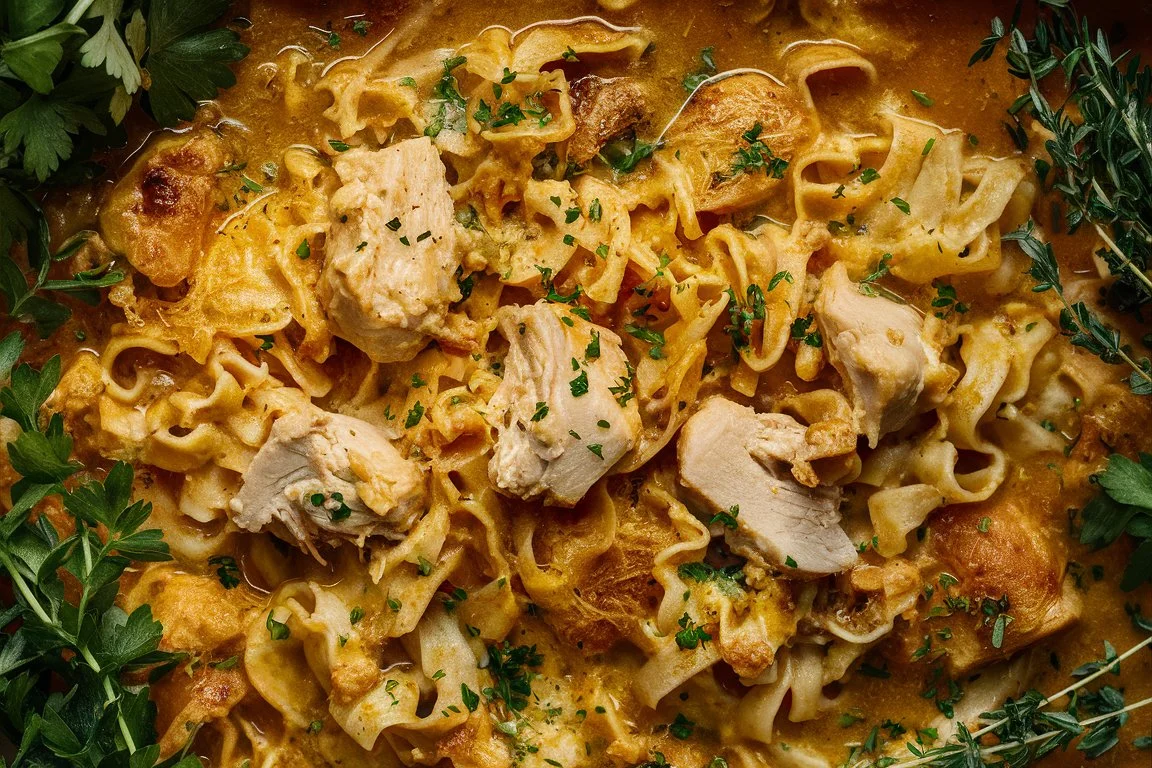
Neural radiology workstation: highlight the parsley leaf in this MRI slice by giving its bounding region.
[143,0,250,126]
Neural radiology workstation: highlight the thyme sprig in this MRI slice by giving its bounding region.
[973,0,1152,393]
[853,633,1152,768]
[1005,223,1152,393]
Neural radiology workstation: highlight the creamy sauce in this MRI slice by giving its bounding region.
[29,1,1152,766]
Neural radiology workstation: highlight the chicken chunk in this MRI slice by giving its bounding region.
[568,75,650,164]
[663,72,815,213]
[230,405,425,561]
[814,262,933,447]
[99,131,225,287]
[923,489,1080,675]
[321,137,464,363]
[678,398,857,575]
[487,301,641,507]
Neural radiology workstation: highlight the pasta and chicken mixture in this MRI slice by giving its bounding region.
[28,1,1151,767]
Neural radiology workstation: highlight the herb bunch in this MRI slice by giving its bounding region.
[1,0,248,335]
[0,332,195,767]
[977,2,1152,593]
[859,622,1152,768]
[972,0,1152,393]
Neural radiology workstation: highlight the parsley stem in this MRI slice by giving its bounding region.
[76,522,94,628]
[81,644,139,753]
[63,0,99,25]
[0,544,140,754]
[0,550,53,627]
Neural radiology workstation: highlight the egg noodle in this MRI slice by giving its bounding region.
[27,2,1151,767]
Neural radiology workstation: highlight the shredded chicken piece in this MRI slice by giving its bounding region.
[678,397,857,575]
[488,301,641,506]
[230,405,425,561]
[321,137,467,363]
[815,261,936,447]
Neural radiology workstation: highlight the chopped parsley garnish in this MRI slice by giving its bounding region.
[570,369,589,397]
[768,270,794,291]
[911,89,935,106]
[675,613,712,650]
[710,504,740,529]
[267,610,290,640]
[857,253,893,296]
[587,444,604,459]
[599,135,660,174]
[932,283,970,318]
[589,198,603,222]
[462,683,480,712]
[585,331,601,360]
[724,284,766,351]
[683,46,718,91]
[668,713,695,739]
[483,642,543,712]
[296,238,312,259]
[625,323,666,359]
[790,315,823,348]
[209,555,241,589]
[536,265,582,304]
[405,401,425,428]
[425,55,469,137]
[609,364,636,407]
[726,122,788,179]
[531,401,549,421]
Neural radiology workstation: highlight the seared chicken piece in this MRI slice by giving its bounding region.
[230,405,425,561]
[100,131,225,287]
[678,398,857,575]
[815,262,932,447]
[488,301,641,507]
[568,75,650,164]
[924,490,1080,675]
[321,137,464,363]
[663,72,815,213]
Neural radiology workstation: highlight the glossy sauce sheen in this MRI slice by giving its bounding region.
[36,1,1152,766]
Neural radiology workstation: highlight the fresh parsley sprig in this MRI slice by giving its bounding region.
[0,331,196,767]
[1,0,248,334]
[1080,452,1152,590]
